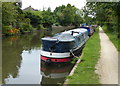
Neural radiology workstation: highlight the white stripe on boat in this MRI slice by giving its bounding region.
[40,50,70,58]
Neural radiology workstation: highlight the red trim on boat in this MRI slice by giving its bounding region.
[41,56,71,62]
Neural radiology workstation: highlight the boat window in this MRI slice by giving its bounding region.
[55,41,75,53]
[78,36,81,43]
[42,40,57,52]
[42,40,76,53]
[80,35,83,41]
[75,37,78,47]
[81,33,85,40]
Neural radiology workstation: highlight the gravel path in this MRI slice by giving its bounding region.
[96,27,118,84]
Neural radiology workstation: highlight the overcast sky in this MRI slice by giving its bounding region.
[22,0,86,11]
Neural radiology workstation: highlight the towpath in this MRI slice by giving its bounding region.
[96,27,118,84]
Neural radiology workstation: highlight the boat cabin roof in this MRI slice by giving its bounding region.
[42,33,75,42]
[42,28,87,42]
[62,28,87,37]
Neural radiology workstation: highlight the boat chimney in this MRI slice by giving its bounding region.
[71,31,74,35]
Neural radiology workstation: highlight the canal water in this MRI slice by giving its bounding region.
[2,27,76,84]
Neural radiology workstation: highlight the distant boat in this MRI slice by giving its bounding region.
[40,28,89,63]
[79,26,95,36]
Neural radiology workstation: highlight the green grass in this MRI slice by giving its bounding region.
[67,28,100,84]
[102,25,119,51]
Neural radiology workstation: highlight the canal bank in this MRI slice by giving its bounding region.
[2,26,75,37]
[64,27,100,84]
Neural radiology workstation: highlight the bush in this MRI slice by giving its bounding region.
[2,25,12,35]
[7,28,20,34]
[54,23,60,26]
[37,24,46,30]
[2,25,20,35]
[29,24,33,31]
[20,23,33,33]
[22,23,30,31]
[2,25,12,34]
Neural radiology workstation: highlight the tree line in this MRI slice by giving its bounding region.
[83,2,119,38]
[2,2,83,36]
[2,2,119,37]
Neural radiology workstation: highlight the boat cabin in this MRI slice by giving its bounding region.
[41,28,88,53]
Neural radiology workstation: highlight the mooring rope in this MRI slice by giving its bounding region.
[70,50,79,58]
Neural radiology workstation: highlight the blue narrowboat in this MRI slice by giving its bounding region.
[40,28,89,63]
[79,26,94,36]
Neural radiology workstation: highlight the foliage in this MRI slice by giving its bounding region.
[54,22,60,26]
[19,23,33,33]
[63,4,75,25]
[54,4,83,26]
[37,24,46,30]
[2,25,12,35]
[2,2,18,26]
[42,8,55,27]
[24,10,43,28]
[73,13,83,27]
[67,27,100,84]
[83,2,119,37]
[2,25,20,35]
[2,2,84,35]
[7,28,20,35]
[83,2,119,51]
[2,2,36,35]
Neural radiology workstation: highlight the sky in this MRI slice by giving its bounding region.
[22,0,87,11]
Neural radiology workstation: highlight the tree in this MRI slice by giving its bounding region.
[83,2,119,37]
[73,8,83,27]
[2,2,18,26]
[42,7,55,27]
[54,5,66,25]
[24,10,43,28]
[54,4,83,26]
[62,4,75,25]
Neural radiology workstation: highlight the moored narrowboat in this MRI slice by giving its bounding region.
[79,26,95,36]
[40,28,89,63]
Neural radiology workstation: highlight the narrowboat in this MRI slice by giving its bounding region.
[79,26,94,36]
[40,28,89,63]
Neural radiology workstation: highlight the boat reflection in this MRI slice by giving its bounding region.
[40,61,74,85]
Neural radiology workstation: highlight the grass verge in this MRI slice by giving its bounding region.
[102,25,119,51]
[66,27,100,84]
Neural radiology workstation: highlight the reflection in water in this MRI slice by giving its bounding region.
[2,30,46,84]
[2,36,22,84]
[40,61,74,85]
[2,27,75,84]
